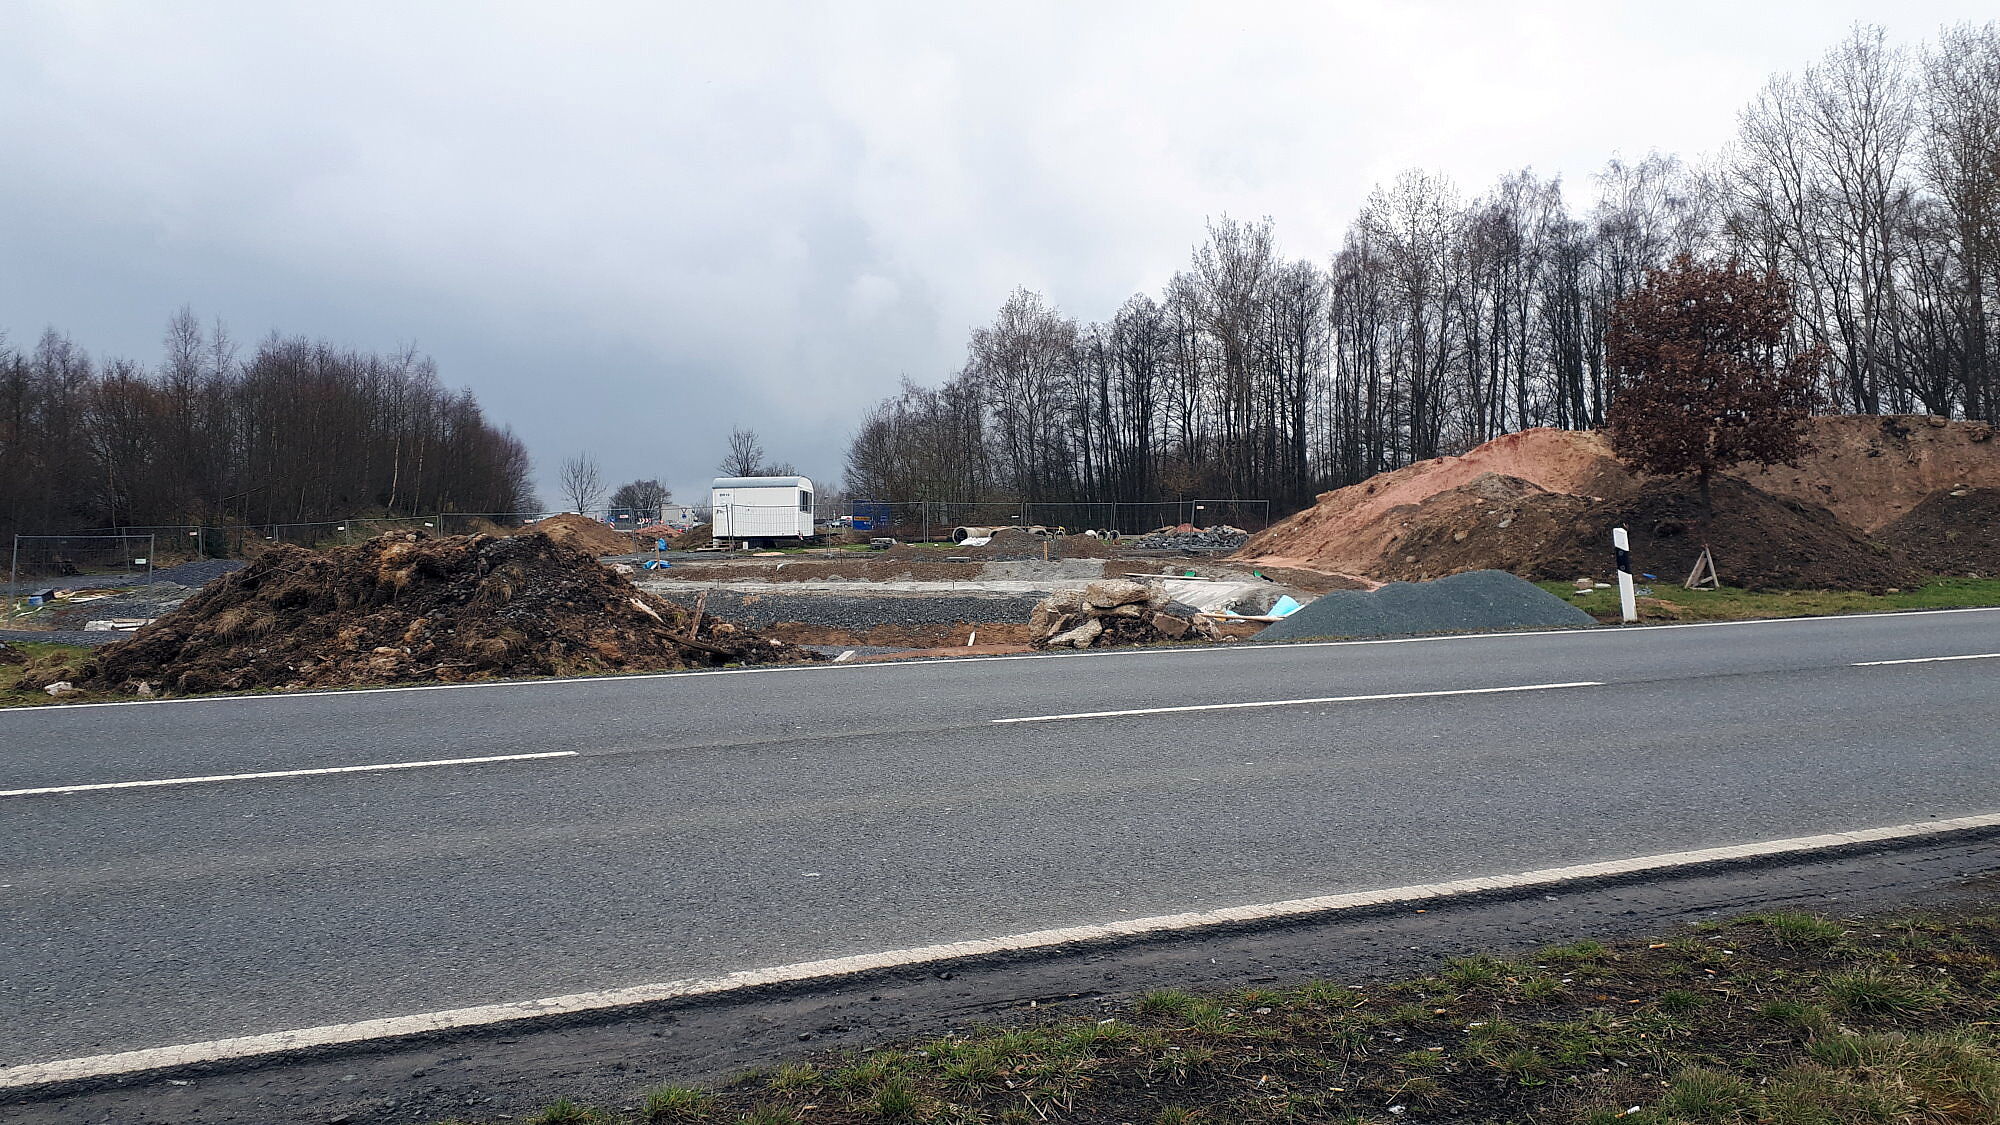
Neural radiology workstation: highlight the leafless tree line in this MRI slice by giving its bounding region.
[849,23,2000,512]
[0,309,536,541]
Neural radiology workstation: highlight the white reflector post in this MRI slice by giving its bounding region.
[1612,526,1638,624]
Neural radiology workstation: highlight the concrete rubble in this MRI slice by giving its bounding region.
[1133,524,1250,551]
[1028,579,1223,649]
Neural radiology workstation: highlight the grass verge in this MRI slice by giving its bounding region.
[472,906,2000,1125]
[0,641,100,707]
[1539,576,2000,623]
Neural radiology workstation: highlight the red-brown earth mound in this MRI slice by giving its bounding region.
[1240,415,1996,587]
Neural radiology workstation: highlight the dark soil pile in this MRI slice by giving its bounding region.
[1879,487,2000,577]
[1377,474,1920,591]
[672,523,713,549]
[79,531,821,694]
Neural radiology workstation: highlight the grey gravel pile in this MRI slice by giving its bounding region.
[1134,526,1250,551]
[1256,569,1596,642]
[678,589,1044,630]
[0,628,120,647]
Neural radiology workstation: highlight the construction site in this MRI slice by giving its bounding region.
[2,413,1996,702]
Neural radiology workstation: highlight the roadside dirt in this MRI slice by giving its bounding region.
[75,531,820,695]
[1878,486,2000,577]
[10,839,1992,1125]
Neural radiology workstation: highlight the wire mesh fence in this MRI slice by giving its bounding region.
[829,499,1271,542]
[6,535,159,615]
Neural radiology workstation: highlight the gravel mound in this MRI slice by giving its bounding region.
[80,531,819,694]
[1134,525,1250,551]
[1256,570,1595,642]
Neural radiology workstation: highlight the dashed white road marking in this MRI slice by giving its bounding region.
[992,681,1603,724]
[1853,652,2000,667]
[4,809,1997,1091]
[0,751,578,798]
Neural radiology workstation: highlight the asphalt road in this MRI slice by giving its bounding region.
[3,608,1999,1067]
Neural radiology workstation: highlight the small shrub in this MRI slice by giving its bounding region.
[1137,989,1199,1019]
[1658,1068,1751,1122]
[1756,999,1832,1036]
[1826,967,1947,1018]
[872,1075,920,1121]
[526,1100,598,1125]
[1750,911,1845,949]
[1441,955,1503,988]
[1657,989,1706,1014]
[642,1084,714,1123]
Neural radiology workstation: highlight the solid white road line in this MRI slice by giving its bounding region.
[5,808,1997,1090]
[2,605,1996,715]
[991,681,1603,724]
[0,751,578,799]
[1853,652,2000,666]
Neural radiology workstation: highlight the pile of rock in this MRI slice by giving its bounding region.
[1133,525,1250,551]
[1029,579,1221,649]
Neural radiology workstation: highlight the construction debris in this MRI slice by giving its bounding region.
[1256,570,1596,642]
[1029,579,1222,648]
[1134,525,1250,551]
[78,531,820,695]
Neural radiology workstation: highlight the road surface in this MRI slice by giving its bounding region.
[3,608,1999,1067]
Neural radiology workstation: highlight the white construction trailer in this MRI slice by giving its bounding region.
[710,475,815,545]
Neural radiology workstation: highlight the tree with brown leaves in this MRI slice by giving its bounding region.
[1604,254,1822,512]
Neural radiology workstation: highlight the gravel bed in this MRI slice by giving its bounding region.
[0,629,121,647]
[655,588,1043,630]
[2,558,242,594]
[1255,569,1597,642]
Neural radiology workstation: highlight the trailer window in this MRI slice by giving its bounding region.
[799,490,812,512]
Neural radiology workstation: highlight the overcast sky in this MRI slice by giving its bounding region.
[2,1,1991,506]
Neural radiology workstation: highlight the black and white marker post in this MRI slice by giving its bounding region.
[1612,526,1638,623]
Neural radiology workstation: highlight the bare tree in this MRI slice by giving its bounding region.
[1605,256,1822,512]
[559,452,603,513]
[718,427,767,477]
[608,478,671,520]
